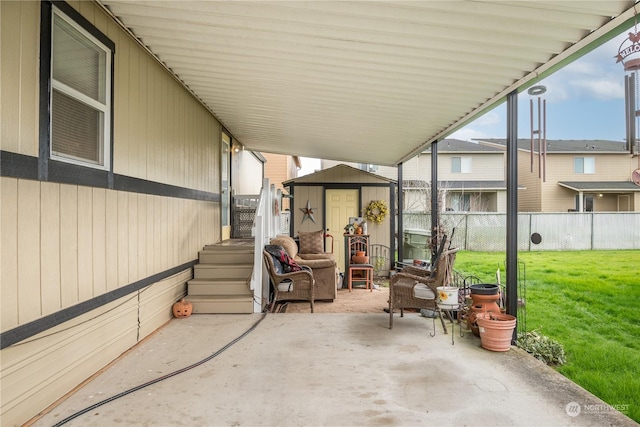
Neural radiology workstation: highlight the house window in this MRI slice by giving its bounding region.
[451,156,471,173]
[574,157,595,174]
[49,5,112,170]
[450,193,471,211]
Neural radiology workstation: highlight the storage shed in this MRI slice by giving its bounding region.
[283,164,396,272]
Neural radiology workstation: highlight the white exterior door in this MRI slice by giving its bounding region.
[326,189,359,272]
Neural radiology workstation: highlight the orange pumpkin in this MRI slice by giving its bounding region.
[172,298,193,318]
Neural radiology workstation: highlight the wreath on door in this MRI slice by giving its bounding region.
[364,200,388,224]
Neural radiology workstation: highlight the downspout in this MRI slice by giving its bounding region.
[506,90,519,340]
[431,141,439,263]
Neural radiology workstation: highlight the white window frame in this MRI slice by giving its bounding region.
[574,156,595,174]
[451,156,472,174]
[50,7,112,171]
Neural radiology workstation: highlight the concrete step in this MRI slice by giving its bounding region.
[188,295,254,314]
[187,279,251,296]
[193,264,253,280]
[198,250,254,265]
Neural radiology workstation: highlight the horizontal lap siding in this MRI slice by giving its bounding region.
[1,271,190,427]
[1,297,138,427]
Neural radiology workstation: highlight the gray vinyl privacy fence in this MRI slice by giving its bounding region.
[403,212,640,251]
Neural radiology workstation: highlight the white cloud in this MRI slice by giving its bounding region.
[474,110,502,126]
[569,79,624,100]
[449,127,490,141]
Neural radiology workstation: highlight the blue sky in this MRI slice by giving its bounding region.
[451,32,630,142]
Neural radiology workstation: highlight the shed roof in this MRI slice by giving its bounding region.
[284,164,396,186]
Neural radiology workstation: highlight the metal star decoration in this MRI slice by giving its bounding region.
[299,200,317,224]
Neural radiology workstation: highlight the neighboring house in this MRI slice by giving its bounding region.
[233,149,266,196]
[478,139,640,212]
[323,139,508,212]
[0,2,249,425]
[263,153,301,210]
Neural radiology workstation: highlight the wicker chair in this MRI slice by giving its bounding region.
[388,248,458,329]
[263,250,315,313]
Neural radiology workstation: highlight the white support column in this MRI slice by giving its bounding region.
[578,191,584,212]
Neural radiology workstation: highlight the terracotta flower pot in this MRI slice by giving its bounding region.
[476,313,516,352]
[352,255,369,264]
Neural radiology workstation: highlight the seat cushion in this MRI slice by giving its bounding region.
[413,284,435,300]
[298,230,324,254]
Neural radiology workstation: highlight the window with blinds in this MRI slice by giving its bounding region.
[50,8,111,169]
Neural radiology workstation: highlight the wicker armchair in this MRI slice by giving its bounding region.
[388,248,458,329]
[263,250,315,313]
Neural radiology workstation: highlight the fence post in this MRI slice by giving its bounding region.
[591,211,594,250]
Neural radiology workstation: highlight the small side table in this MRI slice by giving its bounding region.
[430,304,465,345]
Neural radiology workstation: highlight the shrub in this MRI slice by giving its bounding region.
[517,330,567,366]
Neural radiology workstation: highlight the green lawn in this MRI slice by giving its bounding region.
[454,250,640,423]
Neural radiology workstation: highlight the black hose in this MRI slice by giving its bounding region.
[52,312,267,427]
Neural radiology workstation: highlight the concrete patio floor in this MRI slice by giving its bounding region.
[32,313,636,427]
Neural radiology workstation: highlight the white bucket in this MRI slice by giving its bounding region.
[278,281,293,292]
[437,286,459,308]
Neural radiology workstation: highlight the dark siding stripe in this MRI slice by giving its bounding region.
[114,175,219,202]
[1,151,220,202]
[39,1,52,181]
[0,151,39,180]
[0,260,197,350]
[48,159,110,188]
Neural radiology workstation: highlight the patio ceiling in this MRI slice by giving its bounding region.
[97,1,637,166]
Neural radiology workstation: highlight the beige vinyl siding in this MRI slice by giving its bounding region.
[2,297,138,427]
[1,270,187,427]
[1,178,19,327]
[113,36,219,191]
[0,1,39,156]
[0,0,219,192]
[438,153,504,182]
[0,178,215,330]
[540,154,618,212]
[1,2,222,424]
[361,186,391,249]
[518,149,543,212]
[293,186,324,234]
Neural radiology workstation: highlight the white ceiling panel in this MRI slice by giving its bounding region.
[98,0,636,166]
